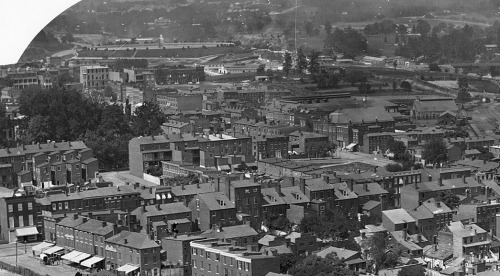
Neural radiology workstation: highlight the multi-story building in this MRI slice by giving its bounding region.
[79,65,109,90]
[155,66,205,85]
[197,133,254,169]
[189,192,237,231]
[382,209,417,234]
[0,141,98,189]
[314,106,395,149]
[438,221,490,259]
[408,199,453,240]
[251,135,288,160]
[161,120,193,135]
[202,224,259,247]
[8,69,38,90]
[449,136,496,150]
[289,131,329,157]
[156,94,203,112]
[412,97,458,120]
[190,239,280,276]
[260,186,288,220]
[161,234,206,276]
[0,195,39,243]
[130,202,192,239]
[105,230,162,275]
[36,185,143,216]
[129,135,173,178]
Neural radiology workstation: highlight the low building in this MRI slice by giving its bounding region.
[412,97,458,120]
[382,209,417,234]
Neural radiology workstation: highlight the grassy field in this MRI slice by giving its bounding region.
[469,79,499,93]
[19,42,73,62]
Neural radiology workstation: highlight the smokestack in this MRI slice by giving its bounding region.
[438,178,443,186]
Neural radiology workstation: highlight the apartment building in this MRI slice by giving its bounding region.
[79,65,109,90]
[130,202,192,239]
[252,135,289,160]
[129,135,173,178]
[190,239,280,276]
[0,195,38,243]
[162,234,206,276]
[189,192,237,231]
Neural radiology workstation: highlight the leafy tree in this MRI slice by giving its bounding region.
[392,80,397,91]
[473,146,495,161]
[457,77,469,88]
[362,234,400,273]
[308,50,320,75]
[422,139,448,165]
[437,191,460,210]
[398,265,426,276]
[290,253,357,276]
[279,253,298,274]
[132,101,166,136]
[416,19,431,36]
[283,52,293,75]
[400,80,412,92]
[325,27,367,59]
[257,64,266,74]
[358,82,371,96]
[104,86,116,100]
[344,71,367,86]
[429,63,441,72]
[267,216,292,232]
[456,89,472,103]
[299,209,359,240]
[305,21,314,36]
[385,163,404,172]
[295,47,308,73]
[324,20,332,35]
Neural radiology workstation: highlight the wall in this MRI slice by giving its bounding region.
[143,173,161,185]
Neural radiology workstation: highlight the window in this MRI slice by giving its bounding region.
[215,253,220,261]
[206,252,211,259]
[193,260,197,268]
[208,264,211,272]
[28,215,33,226]
[193,248,197,255]
[9,217,14,228]
[18,203,22,212]
[64,202,69,209]
[57,166,61,171]
[27,202,32,210]
[216,266,219,274]
[196,199,200,209]
[8,204,12,213]
[18,215,24,227]
[58,203,62,210]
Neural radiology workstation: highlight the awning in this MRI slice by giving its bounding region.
[81,256,104,268]
[32,242,55,255]
[70,252,91,263]
[39,253,47,260]
[43,246,64,254]
[15,227,39,237]
[117,264,140,274]
[218,165,231,171]
[62,250,83,261]
[345,143,357,150]
[156,194,161,200]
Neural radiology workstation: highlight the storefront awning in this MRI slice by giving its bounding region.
[218,165,231,171]
[43,246,64,254]
[117,264,140,274]
[345,143,357,150]
[15,227,39,237]
[81,256,104,268]
[62,250,83,261]
[32,242,55,255]
[70,252,91,263]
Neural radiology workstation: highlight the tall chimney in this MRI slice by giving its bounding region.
[299,178,306,194]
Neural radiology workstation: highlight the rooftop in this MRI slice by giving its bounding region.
[382,209,416,224]
[106,231,160,249]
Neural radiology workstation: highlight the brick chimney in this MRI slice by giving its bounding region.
[438,178,443,186]
[364,183,368,191]
[275,184,282,196]
[299,178,306,194]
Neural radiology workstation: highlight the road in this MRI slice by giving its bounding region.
[50,47,77,58]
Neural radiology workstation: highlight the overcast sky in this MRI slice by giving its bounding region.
[0,0,80,65]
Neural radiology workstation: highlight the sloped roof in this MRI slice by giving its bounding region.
[329,106,395,124]
[131,202,191,217]
[0,141,88,158]
[202,224,258,239]
[383,209,416,224]
[75,219,115,235]
[316,246,359,260]
[413,98,458,113]
[197,192,235,210]
[106,231,160,249]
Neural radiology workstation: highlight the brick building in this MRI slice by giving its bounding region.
[189,192,237,231]
[190,239,280,276]
[161,234,206,276]
[156,94,203,112]
[251,135,288,161]
[130,202,192,239]
[79,65,109,90]
[105,230,162,275]
[412,97,458,120]
[288,131,329,157]
[0,195,39,243]
[129,135,173,178]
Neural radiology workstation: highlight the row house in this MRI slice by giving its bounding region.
[156,94,203,112]
[189,192,237,231]
[161,234,206,276]
[231,118,295,137]
[0,141,98,189]
[129,135,173,178]
[400,176,483,210]
[289,131,329,157]
[130,202,192,239]
[251,135,288,161]
[197,133,254,169]
[408,199,453,240]
[105,230,162,275]
[0,195,38,243]
[190,239,280,276]
[35,185,143,215]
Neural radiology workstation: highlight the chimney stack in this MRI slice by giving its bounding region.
[102,221,107,227]
[438,178,443,187]
[462,175,466,184]
[299,178,306,194]
[323,175,330,183]
[364,183,368,191]
[275,184,282,195]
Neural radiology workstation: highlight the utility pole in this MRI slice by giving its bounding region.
[15,241,18,266]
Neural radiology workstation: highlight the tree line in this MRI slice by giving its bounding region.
[16,87,166,170]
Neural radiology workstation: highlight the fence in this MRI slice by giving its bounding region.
[0,259,48,276]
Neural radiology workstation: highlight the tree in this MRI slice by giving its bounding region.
[290,253,357,276]
[385,163,404,172]
[416,19,431,36]
[400,80,412,92]
[398,265,426,276]
[295,47,308,73]
[422,139,447,165]
[437,191,461,210]
[362,234,400,273]
[325,27,367,59]
[457,77,469,88]
[104,86,116,100]
[305,21,314,36]
[456,89,472,103]
[429,63,441,72]
[132,101,166,136]
[392,80,397,91]
[283,52,292,76]
[257,64,266,74]
[298,209,359,240]
[279,253,298,274]
[324,20,332,35]
[358,82,371,96]
[344,71,367,86]
[308,50,320,75]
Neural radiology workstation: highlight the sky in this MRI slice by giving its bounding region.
[0,0,80,65]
